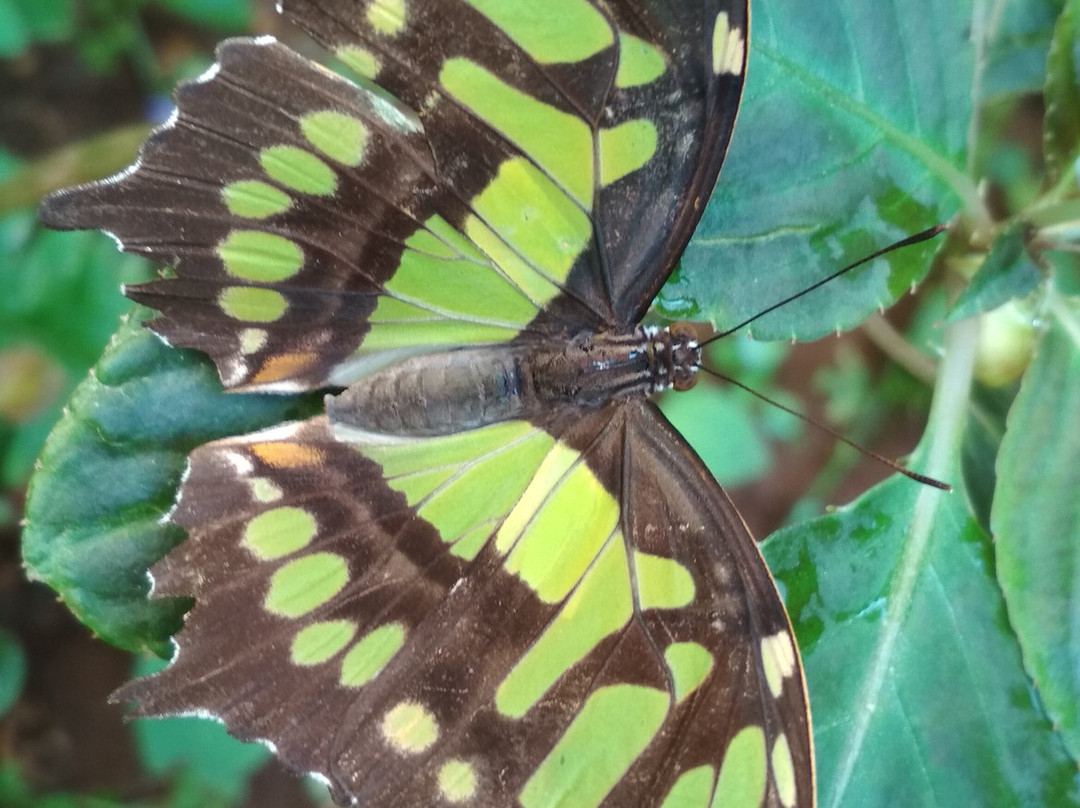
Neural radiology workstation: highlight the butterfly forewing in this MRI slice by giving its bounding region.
[41,0,815,805]
[40,39,561,391]
[42,0,746,394]
[284,0,746,327]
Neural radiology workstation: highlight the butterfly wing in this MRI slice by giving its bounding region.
[282,0,746,326]
[39,0,746,392]
[117,399,811,807]
[40,39,553,391]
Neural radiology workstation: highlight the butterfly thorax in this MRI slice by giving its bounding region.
[326,323,701,438]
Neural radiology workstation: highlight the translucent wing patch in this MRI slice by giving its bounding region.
[118,402,811,807]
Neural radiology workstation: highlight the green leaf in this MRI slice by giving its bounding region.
[984,0,1071,98]
[948,224,1043,323]
[0,627,26,718]
[1,125,154,216]
[765,317,1080,806]
[75,6,142,76]
[0,223,148,376]
[10,0,71,39]
[0,344,65,489]
[661,381,771,486]
[960,383,1012,535]
[665,0,974,339]
[21,309,319,656]
[0,221,149,487]
[0,1,30,58]
[992,294,1080,763]
[0,0,72,57]
[0,759,212,808]
[1043,0,1080,185]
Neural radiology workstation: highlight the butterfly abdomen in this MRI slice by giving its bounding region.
[327,345,534,436]
[327,326,701,438]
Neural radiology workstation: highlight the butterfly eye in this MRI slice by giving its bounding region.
[671,365,699,392]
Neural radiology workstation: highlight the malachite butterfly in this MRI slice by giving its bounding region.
[39,0,815,806]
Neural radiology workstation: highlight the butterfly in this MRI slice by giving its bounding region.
[39,0,814,805]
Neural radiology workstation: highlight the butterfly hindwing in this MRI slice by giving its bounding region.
[612,402,812,807]
[118,400,809,807]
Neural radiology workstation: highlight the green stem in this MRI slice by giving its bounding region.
[1049,287,1080,346]
[860,313,938,386]
[1027,198,1080,231]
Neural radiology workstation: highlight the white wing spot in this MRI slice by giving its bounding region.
[381,701,439,754]
[249,476,283,503]
[712,12,746,76]
[222,449,254,476]
[761,631,797,698]
[239,328,268,355]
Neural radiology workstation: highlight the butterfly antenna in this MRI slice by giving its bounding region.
[699,224,947,347]
[699,365,951,490]
[695,223,951,490]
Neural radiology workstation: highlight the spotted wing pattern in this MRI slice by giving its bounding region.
[41,39,555,391]
[118,401,811,807]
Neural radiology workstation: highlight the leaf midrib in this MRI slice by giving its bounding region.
[826,315,978,808]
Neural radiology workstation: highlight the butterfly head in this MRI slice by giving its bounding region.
[649,322,701,393]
